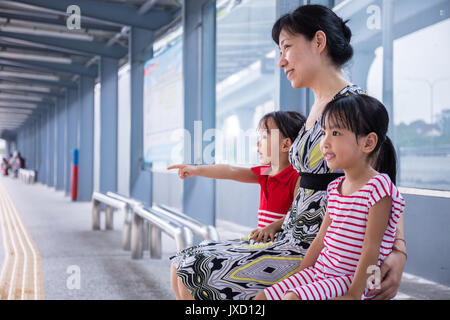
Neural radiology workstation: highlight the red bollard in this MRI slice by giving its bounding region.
[71,149,78,201]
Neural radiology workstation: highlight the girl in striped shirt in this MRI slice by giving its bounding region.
[167,111,305,243]
[264,94,406,300]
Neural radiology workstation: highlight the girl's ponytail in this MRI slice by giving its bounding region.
[373,136,397,184]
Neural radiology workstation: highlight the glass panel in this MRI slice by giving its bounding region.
[216,0,277,166]
[215,0,277,227]
[335,0,450,191]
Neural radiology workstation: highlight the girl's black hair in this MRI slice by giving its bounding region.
[320,94,398,184]
[272,4,353,67]
[259,111,306,143]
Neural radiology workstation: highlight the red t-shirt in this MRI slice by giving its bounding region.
[251,165,299,228]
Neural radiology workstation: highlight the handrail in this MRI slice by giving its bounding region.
[132,205,193,259]
[153,204,220,242]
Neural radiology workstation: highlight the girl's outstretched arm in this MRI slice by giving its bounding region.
[338,196,392,300]
[167,164,259,183]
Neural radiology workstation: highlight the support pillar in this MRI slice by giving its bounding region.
[66,88,79,196]
[78,75,95,201]
[99,57,119,194]
[182,0,216,226]
[39,109,48,184]
[129,27,154,206]
[56,96,67,190]
[47,103,55,187]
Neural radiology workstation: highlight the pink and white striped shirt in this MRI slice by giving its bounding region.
[317,173,405,278]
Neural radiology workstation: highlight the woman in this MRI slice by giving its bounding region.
[171,4,407,300]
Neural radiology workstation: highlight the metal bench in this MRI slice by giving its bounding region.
[18,169,36,184]
[153,204,220,242]
[91,191,128,231]
[90,192,220,261]
[132,205,193,259]
[106,192,142,251]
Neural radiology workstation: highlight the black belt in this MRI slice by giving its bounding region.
[299,172,344,191]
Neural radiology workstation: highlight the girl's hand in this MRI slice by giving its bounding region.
[250,224,278,243]
[167,164,197,179]
[366,249,406,300]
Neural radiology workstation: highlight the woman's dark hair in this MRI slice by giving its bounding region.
[259,111,306,143]
[320,94,397,184]
[272,4,353,67]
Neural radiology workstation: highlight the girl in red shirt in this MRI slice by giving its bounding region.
[168,111,305,243]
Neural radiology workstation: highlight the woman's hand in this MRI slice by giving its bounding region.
[366,249,406,300]
[167,164,197,179]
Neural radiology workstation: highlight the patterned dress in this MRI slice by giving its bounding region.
[170,85,365,300]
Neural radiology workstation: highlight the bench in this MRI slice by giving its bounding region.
[106,192,142,251]
[18,169,36,184]
[91,191,128,231]
[153,204,220,242]
[90,191,220,261]
[132,205,193,259]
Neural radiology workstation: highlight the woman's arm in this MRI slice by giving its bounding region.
[297,210,331,272]
[338,196,392,300]
[367,214,406,300]
[167,164,259,183]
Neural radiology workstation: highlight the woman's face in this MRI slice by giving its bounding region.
[278,29,320,89]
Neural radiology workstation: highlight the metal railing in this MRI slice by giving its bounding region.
[91,192,127,231]
[18,169,36,184]
[153,204,220,242]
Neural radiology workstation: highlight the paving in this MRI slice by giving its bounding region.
[0,175,448,300]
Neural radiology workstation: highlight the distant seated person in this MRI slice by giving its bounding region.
[168,111,306,243]
[1,157,8,176]
[12,152,25,178]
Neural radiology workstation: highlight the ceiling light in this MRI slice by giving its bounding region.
[0,51,72,64]
[0,109,33,115]
[0,83,51,93]
[0,93,43,102]
[0,101,38,108]
[0,25,94,41]
[0,70,60,81]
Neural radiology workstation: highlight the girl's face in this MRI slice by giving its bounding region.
[257,118,286,166]
[278,29,321,89]
[319,120,368,171]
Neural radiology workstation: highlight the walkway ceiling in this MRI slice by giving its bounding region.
[0,0,181,138]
